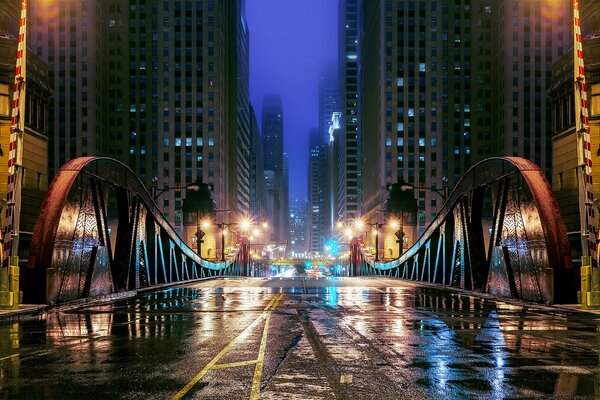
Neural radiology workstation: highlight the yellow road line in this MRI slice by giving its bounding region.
[211,359,258,370]
[172,293,283,400]
[249,293,283,400]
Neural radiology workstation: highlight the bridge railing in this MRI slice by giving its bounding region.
[26,157,248,305]
[350,157,574,305]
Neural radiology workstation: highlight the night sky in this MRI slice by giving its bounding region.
[246,0,338,201]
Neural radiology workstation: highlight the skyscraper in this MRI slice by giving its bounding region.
[337,0,361,222]
[31,0,108,179]
[361,1,492,233]
[34,0,253,235]
[262,95,283,175]
[319,71,339,144]
[492,0,569,178]
[108,0,252,230]
[289,198,307,255]
[262,94,287,242]
[359,1,567,236]
[249,105,267,221]
[307,127,324,254]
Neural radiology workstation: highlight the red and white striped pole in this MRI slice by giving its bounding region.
[2,0,27,308]
[573,0,596,307]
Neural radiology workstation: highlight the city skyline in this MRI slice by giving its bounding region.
[0,0,596,262]
[246,0,338,200]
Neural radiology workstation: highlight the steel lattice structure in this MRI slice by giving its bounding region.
[350,157,573,304]
[26,157,248,305]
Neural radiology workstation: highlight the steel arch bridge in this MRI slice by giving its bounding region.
[25,157,249,305]
[349,157,574,304]
[25,156,573,305]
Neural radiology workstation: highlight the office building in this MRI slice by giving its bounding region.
[308,127,324,254]
[289,198,307,255]
[0,0,50,258]
[492,0,569,178]
[337,0,361,222]
[108,0,252,232]
[249,105,267,221]
[33,1,253,237]
[550,1,600,256]
[31,0,108,179]
[359,1,567,236]
[262,94,287,243]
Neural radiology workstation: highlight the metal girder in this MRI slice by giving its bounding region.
[27,157,246,305]
[350,157,573,304]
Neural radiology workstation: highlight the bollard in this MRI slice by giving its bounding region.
[8,256,20,309]
[0,267,11,308]
[580,256,592,309]
[589,268,600,307]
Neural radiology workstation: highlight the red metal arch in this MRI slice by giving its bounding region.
[354,157,573,304]
[25,157,244,304]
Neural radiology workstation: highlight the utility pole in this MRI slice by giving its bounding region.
[573,0,597,308]
[1,0,27,309]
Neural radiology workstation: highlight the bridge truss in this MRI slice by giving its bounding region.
[26,156,573,305]
[350,157,574,304]
[26,157,249,304]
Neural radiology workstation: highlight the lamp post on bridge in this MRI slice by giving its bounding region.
[216,216,267,263]
[353,219,384,262]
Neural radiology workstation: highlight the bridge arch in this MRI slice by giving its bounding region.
[26,157,245,305]
[353,157,574,304]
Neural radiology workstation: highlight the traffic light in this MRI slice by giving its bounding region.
[196,229,205,243]
[395,229,405,243]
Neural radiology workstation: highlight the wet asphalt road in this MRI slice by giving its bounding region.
[2,276,600,399]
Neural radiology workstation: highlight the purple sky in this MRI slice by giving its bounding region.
[246,0,338,201]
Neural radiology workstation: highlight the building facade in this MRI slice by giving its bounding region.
[249,105,267,221]
[358,0,568,238]
[337,0,361,223]
[492,0,570,179]
[307,127,324,254]
[31,0,108,179]
[550,1,600,258]
[261,94,288,243]
[0,1,50,259]
[289,198,307,255]
[33,0,254,239]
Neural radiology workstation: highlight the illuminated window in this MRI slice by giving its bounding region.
[592,84,600,116]
[0,84,9,116]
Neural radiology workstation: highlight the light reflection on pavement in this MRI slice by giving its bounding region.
[1,276,600,399]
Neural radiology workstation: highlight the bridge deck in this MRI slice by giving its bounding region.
[1,277,598,399]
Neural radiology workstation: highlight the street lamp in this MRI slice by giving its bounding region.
[389,219,404,257]
[352,218,384,261]
[194,215,210,258]
[215,216,268,262]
